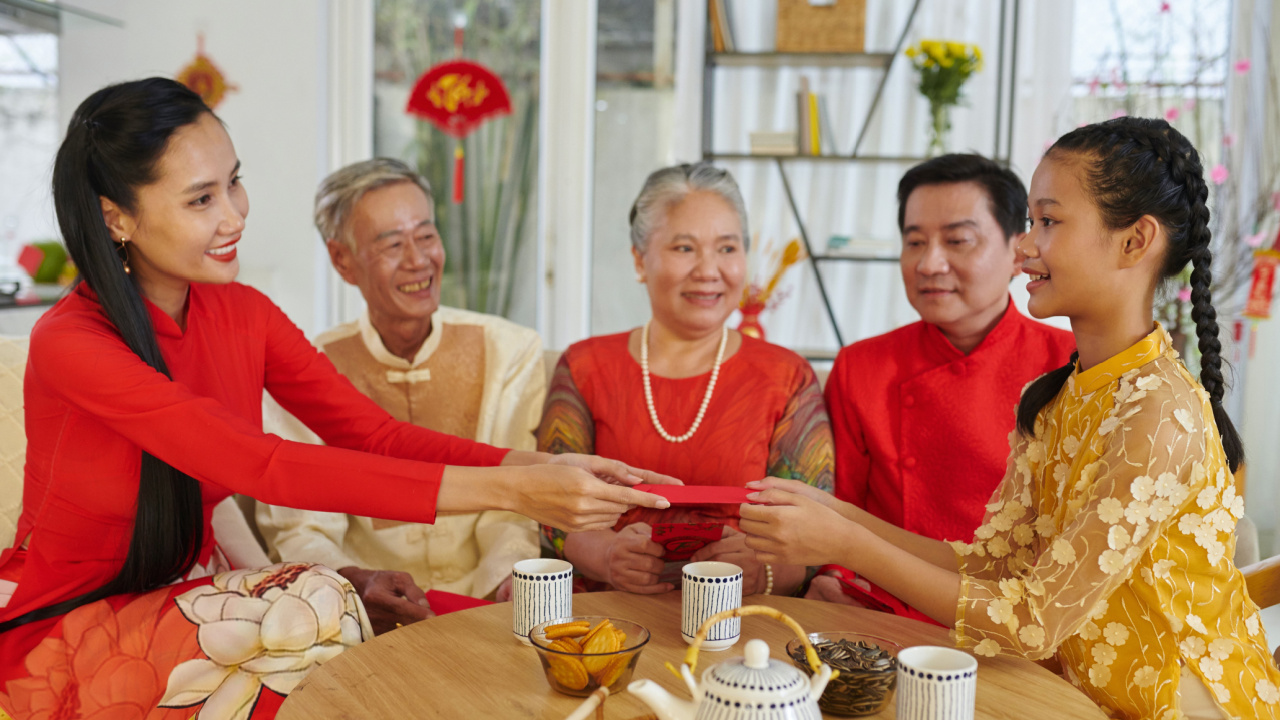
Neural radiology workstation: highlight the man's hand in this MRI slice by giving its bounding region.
[338,567,434,635]
[805,572,866,607]
[495,575,514,603]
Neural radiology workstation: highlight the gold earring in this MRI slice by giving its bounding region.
[636,274,645,283]
[117,237,131,275]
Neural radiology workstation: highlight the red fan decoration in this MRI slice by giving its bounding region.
[1244,248,1280,320]
[404,32,512,205]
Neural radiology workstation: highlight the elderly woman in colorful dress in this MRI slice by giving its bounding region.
[537,163,834,597]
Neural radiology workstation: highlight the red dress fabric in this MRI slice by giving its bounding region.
[825,299,1075,542]
[549,332,831,531]
[1,281,506,623]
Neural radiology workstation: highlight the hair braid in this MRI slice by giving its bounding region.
[1019,116,1244,473]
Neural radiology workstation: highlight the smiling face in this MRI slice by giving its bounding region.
[900,181,1020,341]
[1021,155,1124,322]
[106,113,248,304]
[329,180,444,329]
[633,190,746,338]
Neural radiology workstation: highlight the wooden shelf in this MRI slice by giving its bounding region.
[708,152,930,164]
[708,52,894,69]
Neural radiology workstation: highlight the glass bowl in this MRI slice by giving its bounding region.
[528,616,651,697]
[785,631,901,717]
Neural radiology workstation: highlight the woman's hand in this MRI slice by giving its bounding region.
[508,464,674,533]
[738,486,856,567]
[601,523,671,594]
[494,575,514,602]
[337,567,435,635]
[689,527,767,594]
[544,453,683,487]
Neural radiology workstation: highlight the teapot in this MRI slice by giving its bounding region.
[628,605,834,720]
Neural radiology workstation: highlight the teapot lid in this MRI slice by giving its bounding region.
[701,639,813,708]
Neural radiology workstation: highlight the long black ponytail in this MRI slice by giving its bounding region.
[0,78,212,632]
[1015,116,1244,473]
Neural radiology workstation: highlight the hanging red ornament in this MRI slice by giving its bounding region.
[1244,249,1280,320]
[176,35,238,110]
[404,58,512,204]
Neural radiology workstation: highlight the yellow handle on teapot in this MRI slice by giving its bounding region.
[664,605,836,680]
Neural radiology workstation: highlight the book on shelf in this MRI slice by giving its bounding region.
[709,0,735,53]
[749,131,799,156]
[818,95,837,155]
[796,77,810,156]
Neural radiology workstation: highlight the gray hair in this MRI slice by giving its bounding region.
[628,163,749,252]
[314,158,434,247]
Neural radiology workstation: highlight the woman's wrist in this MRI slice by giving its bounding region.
[501,450,551,466]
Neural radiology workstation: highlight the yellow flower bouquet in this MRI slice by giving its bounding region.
[905,40,984,155]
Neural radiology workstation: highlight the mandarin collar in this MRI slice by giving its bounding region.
[1072,323,1168,396]
[358,309,441,369]
[921,293,1021,361]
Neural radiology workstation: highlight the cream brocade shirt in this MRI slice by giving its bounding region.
[950,325,1280,720]
[256,306,544,599]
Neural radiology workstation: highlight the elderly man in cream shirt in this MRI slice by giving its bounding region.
[258,158,543,634]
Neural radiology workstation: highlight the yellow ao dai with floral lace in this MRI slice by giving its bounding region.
[950,325,1280,720]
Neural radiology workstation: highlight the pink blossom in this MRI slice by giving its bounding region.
[1272,191,1280,211]
[1178,287,1192,302]
[1183,98,1197,111]
[1235,59,1252,74]
[1111,109,1129,119]
[1164,107,1180,122]
[1223,133,1235,147]
[1160,2,1171,12]
[1246,231,1268,248]
[1210,164,1229,185]
[1088,77,1101,96]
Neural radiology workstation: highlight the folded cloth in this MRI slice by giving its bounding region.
[426,589,494,615]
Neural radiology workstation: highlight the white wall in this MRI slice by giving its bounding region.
[58,0,330,335]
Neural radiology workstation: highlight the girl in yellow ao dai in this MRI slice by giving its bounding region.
[736,117,1280,720]
[951,324,1279,719]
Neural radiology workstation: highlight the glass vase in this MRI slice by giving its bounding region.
[928,101,952,157]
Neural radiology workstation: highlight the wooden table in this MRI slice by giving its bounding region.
[280,592,1106,719]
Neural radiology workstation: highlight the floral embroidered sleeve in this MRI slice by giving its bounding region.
[953,367,1210,661]
[948,427,1040,585]
[535,354,595,557]
[766,365,834,493]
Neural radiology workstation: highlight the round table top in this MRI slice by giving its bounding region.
[279,591,1106,719]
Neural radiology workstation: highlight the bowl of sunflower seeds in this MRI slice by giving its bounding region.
[786,632,900,716]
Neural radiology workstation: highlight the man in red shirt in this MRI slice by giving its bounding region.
[815,154,1076,618]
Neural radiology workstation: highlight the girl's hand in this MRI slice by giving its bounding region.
[689,527,766,594]
[604,523,671,594]
[746,477,839,509]
[738,487,855,567]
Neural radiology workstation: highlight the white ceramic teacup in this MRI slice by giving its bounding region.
[681,561,743,651]
[895,645,978,720]
[511,558,573,644]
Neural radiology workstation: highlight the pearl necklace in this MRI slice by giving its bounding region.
[641,319,728,443]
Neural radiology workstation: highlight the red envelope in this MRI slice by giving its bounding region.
[651,522,725,561]
[425,589,493,615]
[634,484,753,505]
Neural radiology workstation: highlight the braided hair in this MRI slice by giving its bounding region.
[1015,117,1243,472]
